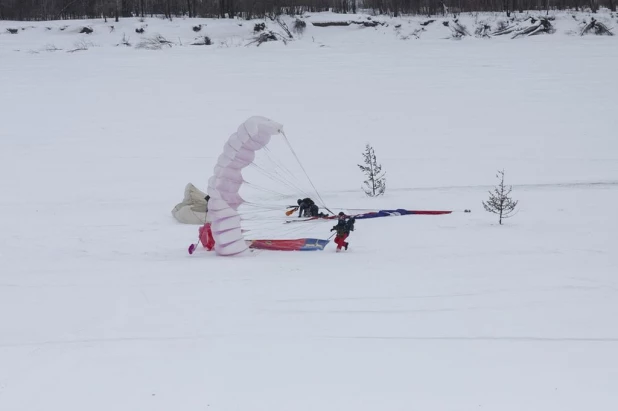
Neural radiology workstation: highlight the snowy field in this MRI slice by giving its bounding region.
[1,10,618,411]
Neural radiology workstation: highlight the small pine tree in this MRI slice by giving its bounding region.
[358,144,386,197]
[483,169,518,225]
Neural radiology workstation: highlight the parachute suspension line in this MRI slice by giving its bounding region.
[246,162,313,200]
[277,222,319,237]
[241,203,304,216]
[262,146,310,192]
[243,181,292,200]
[281,131,334,216]
[237,121,312,202]
[245,203,283,212]
[242,201,288,210]
[252,147,315,200]
[246,147,314,198]
[242,216,317,239]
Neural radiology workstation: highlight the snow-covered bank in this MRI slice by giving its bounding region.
[1,9,616,53]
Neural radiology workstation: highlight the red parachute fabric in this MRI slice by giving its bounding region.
[199,223,216,251]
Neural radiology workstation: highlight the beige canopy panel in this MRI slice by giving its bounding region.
[172,183,208,224]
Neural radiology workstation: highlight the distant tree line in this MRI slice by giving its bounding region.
[0,0,615,21]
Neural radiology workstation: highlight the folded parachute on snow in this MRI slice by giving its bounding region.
[172,183,209,224]
[204,116,330,256]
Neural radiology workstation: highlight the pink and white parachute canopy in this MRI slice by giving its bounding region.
[206,116,284,256]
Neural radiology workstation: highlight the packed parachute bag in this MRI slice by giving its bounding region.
[172,183,209,225]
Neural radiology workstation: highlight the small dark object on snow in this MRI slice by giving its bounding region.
[117,34,131,47]
[80,27,93,34]
[446,19,470,38]
[312,21,351,27]
[261,31,277,41]
[494,20,510,33]
[581,18,614,36]
[7,28,18,34]
[293,19,307,34]
[511,17,554,38]
[492,23,518,36]
[352,20,384,27]
[135,34,173,50]
[247,30,287,46]
[254,22,266,33]
[403,27,426,39]
[442,21,449,27]
[193,25,202,32]
[271,16,293,39]
[136,27,145,33]
[421,20,436,26]
[475,23,491,38]
[191,36,212,45]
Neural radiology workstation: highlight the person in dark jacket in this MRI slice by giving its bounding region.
[330,212,355,251]
[297,198,319,218]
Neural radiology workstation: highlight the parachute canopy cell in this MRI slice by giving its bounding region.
[206,116,284,256]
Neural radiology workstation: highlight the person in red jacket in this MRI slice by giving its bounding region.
[330,212,355,252]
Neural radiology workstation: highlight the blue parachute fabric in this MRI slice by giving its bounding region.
[299,238,330,251]
[354,209,412,220]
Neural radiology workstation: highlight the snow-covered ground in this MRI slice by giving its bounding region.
[1,10,618,411]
